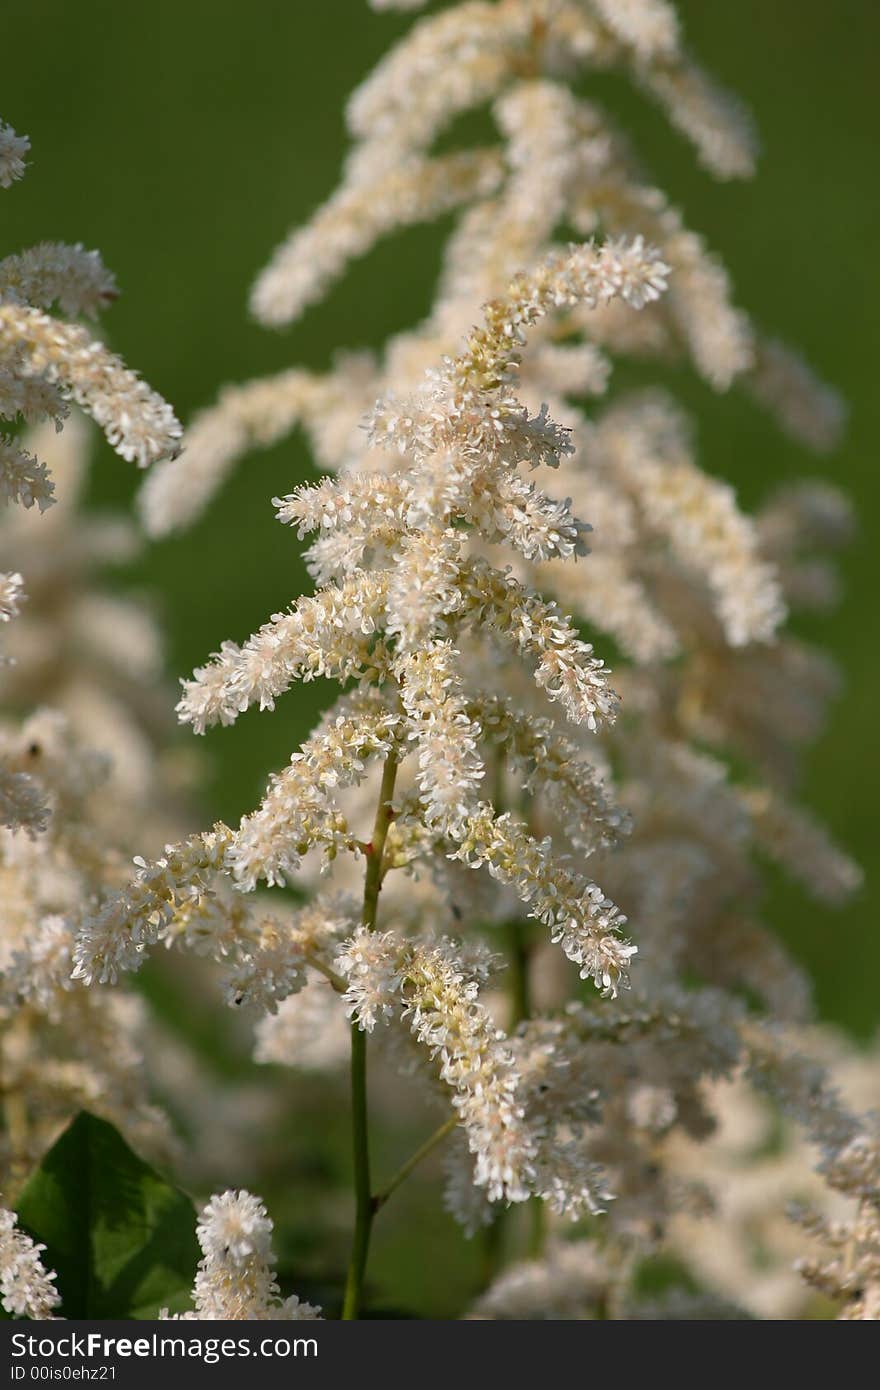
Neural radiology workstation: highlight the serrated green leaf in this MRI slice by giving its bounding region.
[15,1112,199,1319]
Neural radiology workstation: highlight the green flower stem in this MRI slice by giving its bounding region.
[341,1020,372,1321]
[373,1115,458,1212]
[341,746,399,1321]
[503,916,532,1027]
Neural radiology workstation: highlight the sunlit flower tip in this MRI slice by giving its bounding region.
[197,1190,274,1265]
[0,306,182,467]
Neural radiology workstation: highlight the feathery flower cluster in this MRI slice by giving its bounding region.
[167,1191,321,1320]
[0,1205,60,1319]
[0,569,23,624]
[339,928,539,1203]
[0,123,29,188]
[744,1027,880,1320]
[0,117,180,514]
[62,0,870,1323]
[72,233,662,1284]
[71,827,235,986]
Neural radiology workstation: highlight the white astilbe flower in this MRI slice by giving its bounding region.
[396,643,485,838]
[0,123,29,187]
[0,437,54,512]
[0,129,178,488]
[0,528,185,1181]
[0,243,117,319]
[471,1238,610,1320]
[71,826,234,985]
[223,911,331,1015]
[0,763,50,834]
[472,693,629,854]
[177,573,392,732]
[0,126,180,501]
[140,368,339,536]
[793,1197,880,1321]
[573,162,753,389]
[339,928,537,1202]
[68,0,869,1317]
[345,1,536,179]
[746,338,846,452]
[445,236,668,392]
[741,787,862,907]
[399,937,536,1203]
[0,369,66,426]
[0,1205,61,1319]
[756,481,853,614]
[335,928,403,1032]
[501,80,752,390]
[254,977,350,1072]
[588,0,679,63]
[0,571,24,623]
[228,700,402,888]
[452,805,633,994]
[167,1191,321,1321]
[744,1025,880,1321]
[276,470,409,556]
[457,557,618,729]
[593,394,784,646]
[638,55,758,180]
[0,416,185,810]
[526,340,611,398]
[544,547,679,663]
[384,526,465,648]
[251,149,503,326]
[0,306,181,468]
[155,0,833,533]
[744,1025,863,1182]
[371,376,575,475]
[223,896,356,1013]
[0,122,212,1193]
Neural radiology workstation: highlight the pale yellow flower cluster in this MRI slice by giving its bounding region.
[53,0,874,1322]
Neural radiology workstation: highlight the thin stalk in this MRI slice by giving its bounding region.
[480,916,534,1282]
[341,746,399,1321]
[341,1020,372,1320]
[503,916,532,1027]
[373,1115,457,1211]
[504,915,549,1262]
[528,1194,546,1258]
[481,1209,505,1287]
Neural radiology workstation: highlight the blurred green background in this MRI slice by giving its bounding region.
[3,0,876,1050]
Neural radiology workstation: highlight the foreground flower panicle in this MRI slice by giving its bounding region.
[165,1190,321,1321]
[71,244,663,1300]
[61,0,873,1322]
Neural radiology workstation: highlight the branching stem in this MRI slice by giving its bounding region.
[373,1115,458,1212]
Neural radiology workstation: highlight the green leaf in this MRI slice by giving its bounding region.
[15,1112,200,1319]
